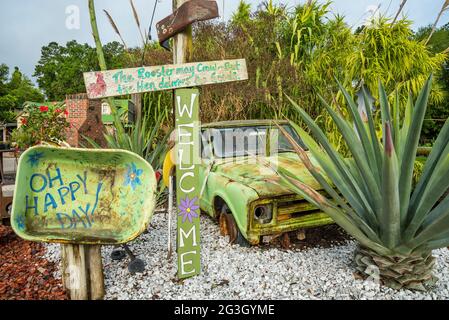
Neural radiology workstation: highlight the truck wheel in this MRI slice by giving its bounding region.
[219,204,250,247]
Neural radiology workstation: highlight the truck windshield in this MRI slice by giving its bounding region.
[202,124,307,159]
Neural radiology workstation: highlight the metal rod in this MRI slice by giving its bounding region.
[122,244,136,260]
[167,175,173,259]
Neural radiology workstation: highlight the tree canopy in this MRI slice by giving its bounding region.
[413,23,449,142]
[33,40,128,101]
[0,65,44,123]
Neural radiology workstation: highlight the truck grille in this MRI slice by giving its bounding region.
[276,191,336,222]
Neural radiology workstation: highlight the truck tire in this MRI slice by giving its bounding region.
[219,204,250,247]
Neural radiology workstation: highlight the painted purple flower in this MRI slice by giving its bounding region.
[124,163,143,191]
[178,196,199,223]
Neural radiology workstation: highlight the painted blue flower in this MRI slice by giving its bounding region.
[124,163,143,191]
[27,152,44,167]
[15,215,26,231]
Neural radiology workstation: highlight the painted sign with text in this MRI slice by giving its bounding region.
[175,89,201,279]
[11,146,156,244]
[83,59,248,99]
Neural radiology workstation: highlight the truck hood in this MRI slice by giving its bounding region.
[212,152,323,198]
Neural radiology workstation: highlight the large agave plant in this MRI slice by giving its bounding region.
[276,76,449,291]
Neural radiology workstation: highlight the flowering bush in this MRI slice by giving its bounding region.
[11,103,70,149]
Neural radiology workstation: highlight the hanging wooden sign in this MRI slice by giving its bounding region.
[175,89,201,279]
[83,59,248,99]
[156,0,219,45]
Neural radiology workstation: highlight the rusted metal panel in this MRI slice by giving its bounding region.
[10,146,156,244]
[156,0,219,45]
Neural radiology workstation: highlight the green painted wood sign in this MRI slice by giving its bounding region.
[11,146,156,244]
[175,89,201,279]
[83,59,248,99]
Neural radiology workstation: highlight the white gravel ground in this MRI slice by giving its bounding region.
[44,212,449,300]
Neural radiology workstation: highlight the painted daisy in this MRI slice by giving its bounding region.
[178,196,199,223]
[124,163,143,191]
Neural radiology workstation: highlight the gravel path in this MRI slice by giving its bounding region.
[44,212,449,300]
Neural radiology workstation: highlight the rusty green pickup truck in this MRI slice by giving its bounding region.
[165,120,334,246]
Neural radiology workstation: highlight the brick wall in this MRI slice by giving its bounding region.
[65,94,106,148]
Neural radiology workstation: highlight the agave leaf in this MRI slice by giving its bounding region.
[276,122,359,214]
[399,75,433,225]
[404,147,449,240]
[409,117,449,215]
[289,120,379,228]
[320,96,382,212]
[277,170,389,255]
[410,195,449,247]
[361,87,383,174]
[378,81,392,138]
[380,122,401,249]
[425,225,449,251]
[398,92,414,159]
[272,127,382,242]
[392,89,400,151]
[333,81,380,187]
[81,135,101,149]
[286,95,376,208]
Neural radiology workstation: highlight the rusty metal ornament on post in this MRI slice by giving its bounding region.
[156,0,219,48]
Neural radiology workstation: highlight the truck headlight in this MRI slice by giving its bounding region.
[254,205,273,224]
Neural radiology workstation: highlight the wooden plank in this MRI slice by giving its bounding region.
[175,88,201,279]
[156,0,219,44]
[61,244,105,300]
[62,244,89,300]
[86,245,105,300]
[83,59,248,99]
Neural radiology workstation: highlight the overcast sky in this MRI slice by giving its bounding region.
[0,0,447,82]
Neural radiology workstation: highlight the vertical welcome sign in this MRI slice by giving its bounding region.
[175,89,201,279]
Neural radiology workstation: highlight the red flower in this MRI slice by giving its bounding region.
[40,106,49,112]
[20,118,28,125]
[55,108,62,113]
[155,170,162,183]
[64,110,69,116]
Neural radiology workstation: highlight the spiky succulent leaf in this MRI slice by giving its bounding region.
[274,166,389,255]
[407,117,449,231]
[380,122,401,249]
[398,75,433,224]
[280,76,449,290]
[361,87,383,179]
[333,81,381,188]
[319,95,382,213]
[287,116,379,228]
[276,123,382,243]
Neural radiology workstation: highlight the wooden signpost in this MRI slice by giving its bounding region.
[175,89,201,278]
[81,0,249,281]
